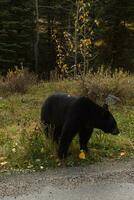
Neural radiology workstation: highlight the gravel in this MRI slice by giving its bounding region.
[0,158,134,199]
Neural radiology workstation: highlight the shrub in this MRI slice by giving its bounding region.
[78,68,134,103]
[0,67,37,95]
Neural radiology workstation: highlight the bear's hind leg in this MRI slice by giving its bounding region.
[53,126,62,144]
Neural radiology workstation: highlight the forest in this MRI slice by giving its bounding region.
[0,0,133,78]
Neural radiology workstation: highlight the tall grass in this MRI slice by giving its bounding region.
[49,68,134,105]
[0,67,37,96]
[78,68,134,103]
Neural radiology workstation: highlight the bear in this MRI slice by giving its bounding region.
[41,93,119,159]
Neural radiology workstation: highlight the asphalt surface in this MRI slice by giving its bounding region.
[0,159,134,200]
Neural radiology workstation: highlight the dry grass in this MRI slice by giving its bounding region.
[0,67,37,96]
[78,68,134,104]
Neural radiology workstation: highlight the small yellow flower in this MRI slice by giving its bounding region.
[35,159,41,162]
[40,166,44,169]
[79,15,84,20]
[79,150,86,159]
[12,148,16,153]
[0,161,8,166]
[120,151,126,156]
[57,162,61,167]
[27,164,33,169]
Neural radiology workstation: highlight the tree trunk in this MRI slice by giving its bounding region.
[34,0,39,73]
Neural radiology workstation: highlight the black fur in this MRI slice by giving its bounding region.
[41,93,119,159]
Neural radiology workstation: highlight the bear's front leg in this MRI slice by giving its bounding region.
[79,127,93,153]
[58,120,79,159]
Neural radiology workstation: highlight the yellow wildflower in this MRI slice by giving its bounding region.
[79,150,86,159]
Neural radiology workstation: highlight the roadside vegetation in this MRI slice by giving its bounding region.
[0,68,134,171]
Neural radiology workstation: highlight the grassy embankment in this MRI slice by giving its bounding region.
[0,69,134,171]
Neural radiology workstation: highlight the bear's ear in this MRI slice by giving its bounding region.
[103,103,109,110]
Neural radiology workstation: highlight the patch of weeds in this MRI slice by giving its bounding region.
[0,66,37,96]
[78,68,134,104]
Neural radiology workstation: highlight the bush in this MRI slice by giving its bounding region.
[79,68,134,103]
[0,67,37,95]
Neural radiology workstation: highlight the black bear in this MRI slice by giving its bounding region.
[41,93,119,159]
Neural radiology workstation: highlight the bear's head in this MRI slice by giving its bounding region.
[97,103,119,135]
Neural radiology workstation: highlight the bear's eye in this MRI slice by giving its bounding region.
[103,103,109,110]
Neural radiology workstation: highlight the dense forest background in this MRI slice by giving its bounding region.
[0,0,133,78]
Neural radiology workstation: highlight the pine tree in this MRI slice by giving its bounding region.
[36,0,74,78]
[93,0,134,71]
[0,0,35,74]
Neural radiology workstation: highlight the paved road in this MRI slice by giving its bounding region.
[0,159,134,200]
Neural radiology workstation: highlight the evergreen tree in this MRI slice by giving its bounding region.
[0,0,133,75]
[0,0,35,74]
[93,0,134,71]
[36,0,74,78]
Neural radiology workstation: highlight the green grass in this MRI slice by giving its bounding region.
[0,81,134,171]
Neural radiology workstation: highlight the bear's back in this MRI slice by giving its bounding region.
[41,93,78,126]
